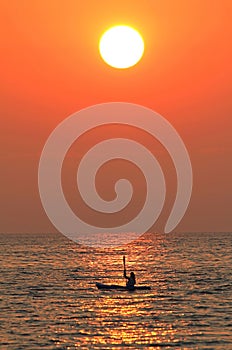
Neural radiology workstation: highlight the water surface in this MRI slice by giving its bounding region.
[0,232,231,349]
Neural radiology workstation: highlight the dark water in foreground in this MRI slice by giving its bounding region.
[0,232,231,349]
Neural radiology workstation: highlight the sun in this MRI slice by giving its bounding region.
[99,25,144,69]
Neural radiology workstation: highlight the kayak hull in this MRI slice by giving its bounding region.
[96,282,151,291]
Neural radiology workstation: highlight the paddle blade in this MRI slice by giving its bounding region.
[123,255,126,269]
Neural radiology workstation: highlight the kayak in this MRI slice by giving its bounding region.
[96,282,151,291]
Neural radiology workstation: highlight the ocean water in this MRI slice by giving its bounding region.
[0,232,231,349]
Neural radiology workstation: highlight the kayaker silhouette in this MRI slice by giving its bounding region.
[123,256,136,289]
[95,256,150,290]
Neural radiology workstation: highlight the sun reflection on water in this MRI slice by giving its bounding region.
[92,283,183,347]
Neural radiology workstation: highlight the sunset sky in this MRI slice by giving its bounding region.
[1,1,231,234]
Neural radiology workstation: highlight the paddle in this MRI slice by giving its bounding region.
[123,255,126,278]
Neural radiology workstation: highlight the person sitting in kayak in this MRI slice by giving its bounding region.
[124,270,136,289]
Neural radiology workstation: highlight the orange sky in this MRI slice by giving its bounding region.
[1,1,232,234]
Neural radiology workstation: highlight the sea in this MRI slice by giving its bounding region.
[0,232,231,349]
